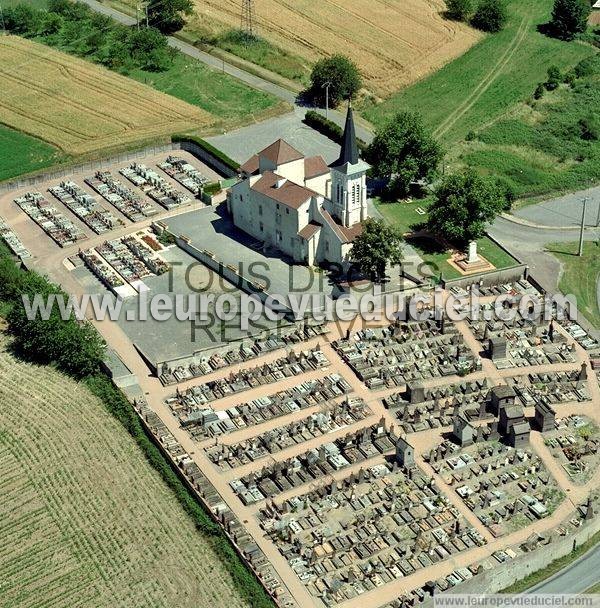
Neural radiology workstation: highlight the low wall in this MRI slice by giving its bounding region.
[443,263,529,291]
[175,140,238,178]
[421,514,600,605]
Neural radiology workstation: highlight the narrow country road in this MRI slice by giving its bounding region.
[77,0,374,142]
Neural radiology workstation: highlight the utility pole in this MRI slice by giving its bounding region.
[323,82,331,120]
[578,197,588,257]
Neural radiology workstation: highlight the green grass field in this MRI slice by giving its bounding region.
[548,241,600,329]
[0,125,65,182]
[128,54,285,126]
[362,0,590,143]
[375,199,518,281]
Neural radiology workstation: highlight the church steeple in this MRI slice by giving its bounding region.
[333,102,359,167]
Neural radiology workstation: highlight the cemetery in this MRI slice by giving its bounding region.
[85,170,157,222]
[48,180,122,234]
[0,216,30,259]
[158,323,329,386]
[120,162,192,210]
[158,155,211,195]
[426,441,564,537]
[258,460,486,604]
[205,397,371,470]
[15,191,87,247]
[543,415,600,484]
[332,321,479,391]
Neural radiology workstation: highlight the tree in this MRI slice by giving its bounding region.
[427,170,507,247]
[147,0,193,35]
[127,27,172,71]
[446,0,474,21]
[471,0,508,32]
[350,218,403,282]
[309,55,362,107]
[549,0,591,40]
[545,65,561,90]
[366,111,443,197]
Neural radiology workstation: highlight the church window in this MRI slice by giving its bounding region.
[258,204,263,215]
[259,222,264,232]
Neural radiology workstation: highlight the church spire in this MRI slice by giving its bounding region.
[334,101,359,167]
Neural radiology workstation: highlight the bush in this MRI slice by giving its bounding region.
[446,0,474,21]
[302,111,368,153]
[549,0,591,41]
[579,116,599,141]
[534,83,545,99]
[171,134,241,172]
[574,54,600,78]
[545,65,562,90]
[308,55,362,107]
[471,0,508,32]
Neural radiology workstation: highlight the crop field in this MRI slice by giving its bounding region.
[363,0,591,138]
[0,36,213,156]
[187,0,480,96]
[0,337,249,608]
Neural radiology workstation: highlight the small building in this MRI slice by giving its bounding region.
[534,402,556,433]
[490,384,516,415]
[499,404,525,436]
[452,413,476,447]
[509,421,530,448]
[488,336,507,361]
[396,436,415,469]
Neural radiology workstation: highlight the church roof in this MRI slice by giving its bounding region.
[250,171,316,209]
[258,139,303,165]
[239,154,259,175]
[304,156,329,179]
[331,103,359,168]
[319,208,363,244]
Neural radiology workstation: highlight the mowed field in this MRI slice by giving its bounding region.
[0,35,213,156]
[0,337,249,608]
[189,0,481,96]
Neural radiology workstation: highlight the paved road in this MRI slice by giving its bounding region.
[527,542,600,594]
[78,0,374,143]
[516,186,600,228]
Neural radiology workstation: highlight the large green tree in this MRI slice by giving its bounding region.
[350,218,403,282]
[147,0,193,34]
[427,171,507,246]
[366,111,443,197]
[446,0,474,21]
[549,0,591,40]
[471,0,508,32]
[309,55,362,107]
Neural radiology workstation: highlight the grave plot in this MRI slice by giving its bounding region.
[468,315,577,369]
[384,378,493,433]
[158,156,209,195]
[205,397,371,470]
[165,348,330,410]
[333,320,479,391]
[561,321,600,352]
[158,324,329,386]
[171,373,353,441]
[85,171,157,222]
[120,163,191,210]
[230,420,398,505]
[426,441,564,537]
[15,192,87,247]
[82,230,170,295]
[0,216,29,258]
[48,181,122,234]
[508,367,590,408]
[258,462,486,604]
[543,415,600,485]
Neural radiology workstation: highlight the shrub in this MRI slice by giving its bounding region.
[471,0,508,32]
[534,83,545,99]
[545,65,562,90]
[446,0,474,21]
[171,134,241,172]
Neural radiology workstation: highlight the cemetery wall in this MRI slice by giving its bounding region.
[443,264,528,291]
[423,515,600,604]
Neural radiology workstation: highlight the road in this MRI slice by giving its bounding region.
[78,0,374,143]
[527,542,600,594]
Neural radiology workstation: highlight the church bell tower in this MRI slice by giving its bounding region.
[329,103,370,227]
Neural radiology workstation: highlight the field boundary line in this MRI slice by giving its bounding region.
[434,16,529,139]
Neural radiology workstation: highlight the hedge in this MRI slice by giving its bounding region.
[303,110,368,153]
[0,243,274,608]
[171,134,240,172]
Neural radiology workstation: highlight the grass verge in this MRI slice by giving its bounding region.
[500,528,600,593]
[547,241,600,329]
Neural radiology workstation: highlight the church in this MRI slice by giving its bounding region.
[227,105,370,267]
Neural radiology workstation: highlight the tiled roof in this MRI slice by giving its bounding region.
[304,156,329,179]
[250,171,315,210]
[320,208,363,244]
[298,222,321,240]
[239,154,259,175]
[258,139,303,165]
